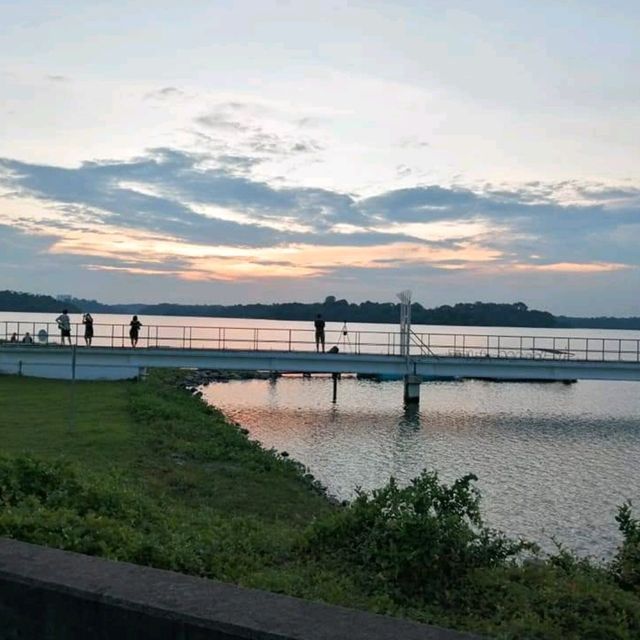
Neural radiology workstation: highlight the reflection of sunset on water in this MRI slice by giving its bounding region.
[203,374,640,559]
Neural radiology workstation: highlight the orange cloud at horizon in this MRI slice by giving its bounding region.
[28,217,632,283]
[47,226,503,280]
[510,261,630,273]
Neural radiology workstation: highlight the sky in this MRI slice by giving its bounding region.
[1,0,639,315]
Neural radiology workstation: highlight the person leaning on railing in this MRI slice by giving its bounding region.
[82,313,94,347]
[129,315,142,347]
[56,309,72,346]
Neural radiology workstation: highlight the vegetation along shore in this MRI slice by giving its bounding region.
[1,370,639,638]
[3,289,640,330]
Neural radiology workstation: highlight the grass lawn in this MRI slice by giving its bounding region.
[0,376,135,469]
[0,371,330,525]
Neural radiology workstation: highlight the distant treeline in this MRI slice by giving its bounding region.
[67,296,556,327]
[2,290,639,330]
[0,291,81,313]
[558,316,640,330]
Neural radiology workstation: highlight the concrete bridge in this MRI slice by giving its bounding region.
[2,320,639,403]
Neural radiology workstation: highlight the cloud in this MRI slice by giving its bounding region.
[195,113,252,132]
[1,146,638,304]
[398,137,430,149]
[145,86,184,100]
[510,262,630,273]
[192,102,325,161]
[0,224,56,270]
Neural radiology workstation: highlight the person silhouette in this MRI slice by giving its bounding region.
[56,310,72,346]
[82,313,94,346]
[314,314,326,353]
[129,315,142,347]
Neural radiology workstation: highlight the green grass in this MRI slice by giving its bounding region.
[1,369,640,638]
[130,370,331,521]
[0,376,135,469]
[0,372,328,525]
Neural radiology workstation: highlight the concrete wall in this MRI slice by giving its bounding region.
[0,538,480,640]
[0,362,142,380]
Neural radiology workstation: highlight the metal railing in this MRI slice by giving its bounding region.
[1,320,639,364]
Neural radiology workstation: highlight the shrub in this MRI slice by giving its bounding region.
[305,470,529,601]
[612,501,640,592]
[0,455,302,582]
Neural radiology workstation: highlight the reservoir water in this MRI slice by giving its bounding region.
[3,312,640,556]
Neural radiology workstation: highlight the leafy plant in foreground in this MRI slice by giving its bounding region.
[305,470,530,602]
[612,501,640,593]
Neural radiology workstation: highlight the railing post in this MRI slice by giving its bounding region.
[618,339,622,362]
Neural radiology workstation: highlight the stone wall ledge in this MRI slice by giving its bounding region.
[0,537,481,639]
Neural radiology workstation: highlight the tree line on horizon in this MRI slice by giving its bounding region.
[1,290,639,330]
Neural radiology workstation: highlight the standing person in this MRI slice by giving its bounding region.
[129,315,142,347]
[9,332,18,343]
[21,332,33,344]
[56,309,72,346]
[82,313,94,346]
[314,313,326,353]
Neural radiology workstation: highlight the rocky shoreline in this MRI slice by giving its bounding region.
[180,368,281,388]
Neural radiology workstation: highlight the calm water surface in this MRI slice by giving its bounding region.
[203,375,640,558]
[4,312,640,556]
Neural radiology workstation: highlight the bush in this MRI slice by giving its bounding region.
[612,501,640,592]
[0,455,147,521]
[0,455,303,582]
[305,470,529,601]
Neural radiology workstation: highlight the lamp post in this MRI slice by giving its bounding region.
[397,290,421,403]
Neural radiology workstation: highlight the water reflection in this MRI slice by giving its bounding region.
[202,376,640,557]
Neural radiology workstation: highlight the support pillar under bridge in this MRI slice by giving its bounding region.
[403,374,422,404]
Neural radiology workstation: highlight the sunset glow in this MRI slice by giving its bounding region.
[1,1,639,314]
